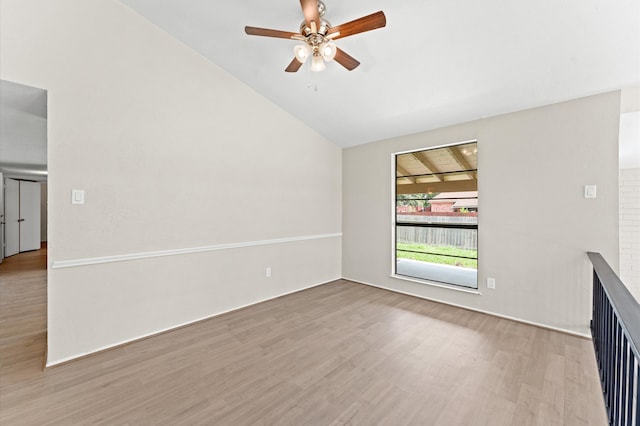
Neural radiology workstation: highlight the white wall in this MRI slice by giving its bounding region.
[0,79,47,169]
[618,110,640,301]
[619,111,640,169]
[0,172,3,261]
[619,168,640,302]
[0,0,342,364]
[343,92,620,336]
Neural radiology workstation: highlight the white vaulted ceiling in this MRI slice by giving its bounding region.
[120,0,639,148]
[0,80,48,181]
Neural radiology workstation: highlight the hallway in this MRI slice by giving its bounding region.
[0,244,47,383]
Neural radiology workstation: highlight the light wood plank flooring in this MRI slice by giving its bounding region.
[1,249,607,425]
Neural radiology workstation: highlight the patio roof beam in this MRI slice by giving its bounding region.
[411,153,444,182]
[396,180,477,195]
[447,146,476,180]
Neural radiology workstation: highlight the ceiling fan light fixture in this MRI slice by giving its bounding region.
[320,42,336,61]
[310,54,326,72]
[245,1,386,73]
[294,44,311,63]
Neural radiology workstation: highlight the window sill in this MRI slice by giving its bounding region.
[390,274,482,295]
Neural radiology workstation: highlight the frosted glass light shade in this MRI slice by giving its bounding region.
[310,55,326,72]
[320,42,336,61]
[294,44,311,63]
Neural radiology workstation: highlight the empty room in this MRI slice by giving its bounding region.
[1,0,639,425]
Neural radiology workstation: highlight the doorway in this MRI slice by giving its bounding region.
[0,79,48,261]
[0,79,48,372]
[4,178,42,256]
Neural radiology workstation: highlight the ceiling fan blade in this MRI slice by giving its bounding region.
[334,48,360,71]
[327,11,386,40]
[285,58,303,73]
[245,26,303,40]
[300,0,320,33]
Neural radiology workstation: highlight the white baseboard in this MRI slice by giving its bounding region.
[47,274,591,367]
[342,276,592,339]
[46,278,338,367]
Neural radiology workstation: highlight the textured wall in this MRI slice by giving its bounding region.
[1,0,342,364]
[343,92,620,336]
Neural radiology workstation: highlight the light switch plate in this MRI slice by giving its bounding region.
[584,185,597,198]
[487,277,496,289]
[72,189,85,205]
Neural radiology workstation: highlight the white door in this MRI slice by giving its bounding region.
[0,172,4,262]
[4,178,19,257]
[19,180,41,252]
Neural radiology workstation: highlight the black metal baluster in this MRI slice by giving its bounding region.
[611,322,622,425]
[620,338,628,426]
[587,253,640,426]
[606,302,612,413]
[629,359,637,426]
[629,358,640,426]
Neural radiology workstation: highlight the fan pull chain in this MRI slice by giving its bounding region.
[307,80,319,92]
[305,62,319,92]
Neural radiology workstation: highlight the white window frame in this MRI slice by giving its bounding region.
[390,140,480,294]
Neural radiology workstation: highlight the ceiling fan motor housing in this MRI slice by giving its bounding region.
[299,0,329,37]
[300,19,331,37]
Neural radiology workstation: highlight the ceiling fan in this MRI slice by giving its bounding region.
[244,0,386,72]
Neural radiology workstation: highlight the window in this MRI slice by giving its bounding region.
[394,141,478,289]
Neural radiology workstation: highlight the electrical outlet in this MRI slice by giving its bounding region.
[265,267,271,278]
[487,277,496,289]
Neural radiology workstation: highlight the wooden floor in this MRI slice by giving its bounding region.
[0,249,607,425]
